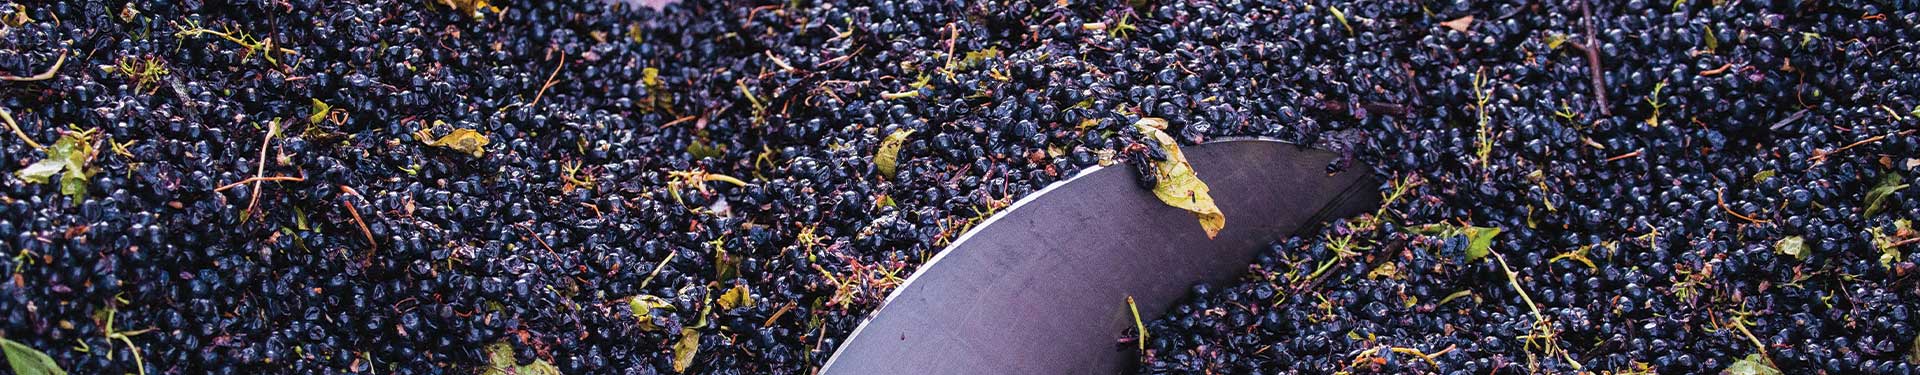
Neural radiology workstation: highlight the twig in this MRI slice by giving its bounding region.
[530,52,566,107]
[0,108,43,150]
[215,175,305,192]
[1717,188,1771,224]
[1769,109,1810,130]
[762,302,795,327]
[661,115,698,128]
[242,120,282,220]
[1810,133,1893,164]
[1569,0,1610,115]
[1492,250,1584,370]
[638,251,678,289]
[1603,149,1643,162]
[0,51,66,81]
[1699,63,1733,76]
[339,185,377,253]
[1726,314,1775,367]
[519,224,557,255]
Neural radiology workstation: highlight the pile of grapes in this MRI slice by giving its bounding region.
[0,0,1912,373]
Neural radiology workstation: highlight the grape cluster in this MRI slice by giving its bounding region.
[1134,1,1920,374]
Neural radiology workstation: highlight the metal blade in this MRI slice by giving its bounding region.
[822,139,1381,374]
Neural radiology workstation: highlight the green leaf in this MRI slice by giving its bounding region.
[955,47,1002,70]
[1462,226,1501,262]
[1751,170,1775,184]
[628,295,674,332]
[875,129,913,178]
[14,131,96,202]
[15,159,64,183]
[1865,172,1908,217]
[481,340,561,375]
[1,337,68,375]
[687,139,724,160]
[1703,24,1719,53]
[1135,118,1225,239]
[1775,236,1808,260]
[717,283,754,310]
[1726,354,1782,375]
[672,328,701,373]
[1908,332,1920,365]
[1877,220,1913,268]
[308,99,332,124]
[1328,5,1353,35]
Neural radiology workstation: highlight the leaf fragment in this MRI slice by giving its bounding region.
[672,328,701,373]
[1439,15,1474,32]
[628,295,675,331]
[431,0,499,17]
[717,283,754,310]
[1,337,67,375]
[481,340,561,375]
[418,128,490,158]
[1462,226,1501,262]
[308,99,332,124]
[876,129,913,178]
[1134,118,1225,238]
[1774,236,1807,260]
[1865,172,1907,217]
[15,159,63,183]
[14,131,97,201]
[1726,353,1783,375]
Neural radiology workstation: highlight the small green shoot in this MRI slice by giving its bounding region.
[1329,6,1353,35]
[1645,80,1668,127]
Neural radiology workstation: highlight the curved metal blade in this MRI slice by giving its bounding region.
[822,139,1381,374]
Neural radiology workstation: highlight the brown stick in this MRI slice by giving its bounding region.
[530,53,566,107]
[1572,0,1611,115]
[339,185,378,252]
[1717,188,1770,224]
[1604,149,1643,162]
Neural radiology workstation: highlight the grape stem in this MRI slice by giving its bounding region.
[530,52,567,107]
[0,50,65,82]
[0,107,44,151]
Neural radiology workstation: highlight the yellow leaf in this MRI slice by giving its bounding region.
[672,328,701,373]
[1135,118,1225,238]
[308,99,331,124]
[422,128,490,158]
[876,129,914,178]
[627,295,674,331]
[717,283,754,310]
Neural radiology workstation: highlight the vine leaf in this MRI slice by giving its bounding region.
[417,127,490,158]
[14,131,97,202]
[1774,236,1807,260]
[876,129,914,178]
[1462,226,1501,262]
[717,283,754,310]
[1726,354,1782,375]
[481,340,560,375]
[1865,172,1907,217]
[672,328,701,373]
[1,337,67,375]
[1134,118,1224,239]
